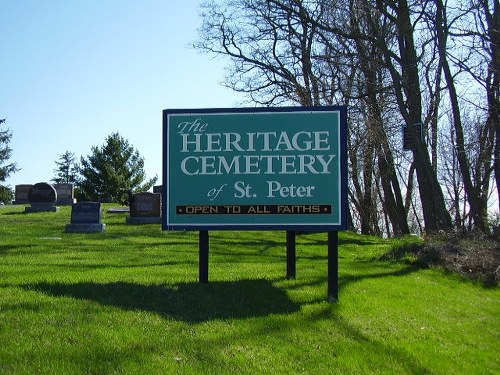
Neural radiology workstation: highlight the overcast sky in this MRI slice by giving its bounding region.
[1,0,245,189]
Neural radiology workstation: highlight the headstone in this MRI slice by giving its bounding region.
[65,202,106,233]
[54,183,76,205]
[13,184,33,204]
[153,185,163,212]
[127,192,162,224]
[25,183,59,213]
[153,185,162,194]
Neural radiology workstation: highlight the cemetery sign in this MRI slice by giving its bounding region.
[163,107,347,231]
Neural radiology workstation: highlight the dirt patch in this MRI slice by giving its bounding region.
[383,230,499,286]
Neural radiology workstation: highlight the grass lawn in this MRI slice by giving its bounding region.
[0,204,498,374]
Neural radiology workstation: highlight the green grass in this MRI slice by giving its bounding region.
[0,204,498,374]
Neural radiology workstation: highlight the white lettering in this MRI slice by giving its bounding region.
[180,156,198,175]
[223,133,245,152]
[292,132,313,151]
[206,133,222,152]
[316,154,336,173]
[266,181,316,198]
[179,154,336,175]
[313,131,330,151]
[180,133,203,152]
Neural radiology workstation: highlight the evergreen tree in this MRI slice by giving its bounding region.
[78,132,157,204]
[52,151,79,184]
[0,119,19,204]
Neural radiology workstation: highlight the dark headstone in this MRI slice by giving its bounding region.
[66,202,105,233]
[14,184,33,204]
[54,183,76,205]
[71,202,102,223]
[28,183,57,202]
[127,192,162,224]
[25,183,59,212]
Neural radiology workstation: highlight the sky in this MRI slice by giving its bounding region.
[1,0,245,189]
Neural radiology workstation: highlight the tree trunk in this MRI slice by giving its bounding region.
[434,0,491,232]
[375,0,453,232]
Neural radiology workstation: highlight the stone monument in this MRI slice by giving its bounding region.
[127,192,162,224]
[13,184,33,204]
[25,183,59,212]
[65,202,106,233]
[54,183,76,205]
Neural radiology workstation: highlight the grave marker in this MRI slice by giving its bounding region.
[14,184,33,204]
[65,202,106,233]
[127,192,162,224]
[54,183,76,205]
[25,183,59,212]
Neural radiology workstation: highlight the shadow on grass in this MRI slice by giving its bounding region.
[339,264,422,286]
[285,264,421,298]
[0,244,38,252]
[0,211,26,216]
[305,305,434,374]
[23,279,300,323]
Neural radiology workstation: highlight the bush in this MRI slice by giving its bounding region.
[0,185,13,204]
[384,231,500,285]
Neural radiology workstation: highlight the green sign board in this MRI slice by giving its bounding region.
[162,107,347,230]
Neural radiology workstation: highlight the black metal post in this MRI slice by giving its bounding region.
[328,231,339,302]
[199,230,209,283]
[286,230,296,279]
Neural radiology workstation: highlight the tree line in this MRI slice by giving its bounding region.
[195,0,499,235]
[0,129,156,206]
[51,132,157,205]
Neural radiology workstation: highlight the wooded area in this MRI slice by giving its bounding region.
[195,0,499,236]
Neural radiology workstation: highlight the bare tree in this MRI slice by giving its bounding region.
[431,0,496,232]
[195,0,498,235]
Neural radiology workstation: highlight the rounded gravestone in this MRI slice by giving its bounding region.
[28,183,57,203]
[25,183,59,212]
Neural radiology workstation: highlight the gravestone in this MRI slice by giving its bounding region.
[98,196,113,203]
[13,184,33,204]
[25,183,59,212]
[65,202,106,233]
[54,183,76,205]
[153,185,163,204]
[127,192,162,224]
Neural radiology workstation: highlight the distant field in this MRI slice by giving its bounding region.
[0,204,498,374]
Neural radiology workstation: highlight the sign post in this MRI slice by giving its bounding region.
[199,230,209,283]
[162,107,347,301]
[328,231,339,302]
[286,230,296,279]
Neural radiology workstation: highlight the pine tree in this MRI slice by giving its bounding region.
[52,151,79,184]
[0,119,19,204]
[78,132,157,204]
